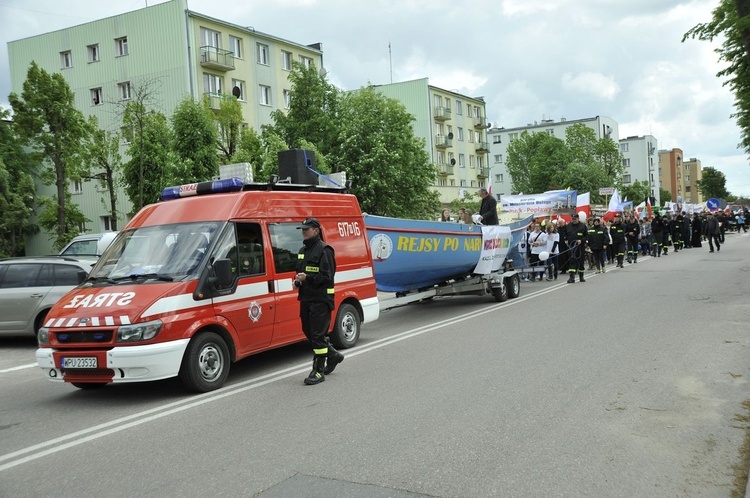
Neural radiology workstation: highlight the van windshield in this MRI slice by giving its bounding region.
[89,222,222,281]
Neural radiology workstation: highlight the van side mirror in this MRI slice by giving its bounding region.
[212,258,234,287]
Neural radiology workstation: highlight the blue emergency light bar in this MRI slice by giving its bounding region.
[160,177,244,200]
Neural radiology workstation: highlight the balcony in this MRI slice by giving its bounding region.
[434,106,451,121]
[475,141,490,153]
[204,92,233,110]
[435,135,453,148]
[437,163,455,176]
[476,167,489,179]
[474,116,487,129]
[200,46,235,71]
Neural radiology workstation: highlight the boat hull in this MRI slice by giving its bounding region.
[364,214,533,293]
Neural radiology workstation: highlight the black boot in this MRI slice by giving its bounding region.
[567,273,575,283]
[579,272,585,282]
[324,346,344,375]
[304,355,327,385]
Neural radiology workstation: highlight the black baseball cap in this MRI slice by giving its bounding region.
[298,217,321,229]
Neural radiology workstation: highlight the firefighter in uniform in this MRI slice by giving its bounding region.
[624,214,640,264]
[609,214,626,268]
[566,213,588,283]
[650,214,664,257]
[672,213,684,252]
[295,217,343,385]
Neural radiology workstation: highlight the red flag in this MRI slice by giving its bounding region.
[646,195,652,219]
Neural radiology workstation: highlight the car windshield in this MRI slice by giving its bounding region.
[89,222,222,281]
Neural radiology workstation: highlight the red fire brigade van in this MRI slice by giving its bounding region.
[36,178,380,392]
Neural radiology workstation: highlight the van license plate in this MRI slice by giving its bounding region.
[62,357,97,369]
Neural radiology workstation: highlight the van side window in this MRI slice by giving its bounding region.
[236,223,264,276]
[268,223,302,274]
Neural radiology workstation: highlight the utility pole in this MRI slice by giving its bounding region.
[389,42,393,84]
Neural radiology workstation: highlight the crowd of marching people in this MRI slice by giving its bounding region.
[517,207,749,284]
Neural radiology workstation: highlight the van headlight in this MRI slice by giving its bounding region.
[116,320,163,342]
[38,327,50,346]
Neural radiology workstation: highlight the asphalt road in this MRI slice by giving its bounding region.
[1,232,750,497]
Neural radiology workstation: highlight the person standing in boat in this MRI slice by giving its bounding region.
[477,188,498,225]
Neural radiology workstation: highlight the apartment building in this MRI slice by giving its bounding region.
[619,135,660,205]
[372,78,490,204]
[487,115,620,197]
[8,0,323,255]
[681,157,704,204]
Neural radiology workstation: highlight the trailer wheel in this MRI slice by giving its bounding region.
[492,283,508,302]
[179,332,230,392]
[330,303,360,349]
[506,274,521,298]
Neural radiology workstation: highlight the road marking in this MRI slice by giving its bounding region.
[0,363,36,374]
[0,260,652,472]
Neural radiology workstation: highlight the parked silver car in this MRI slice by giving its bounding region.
[0,257,93,337]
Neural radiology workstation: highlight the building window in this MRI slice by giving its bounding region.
[445,98,451,111]
[71,179,83,194]
[203,73,223,94]
[117,82,131,100]
[477,156,484,168]
[495,174,504,183]
[435,123,444,136]
[685,175,690,182]
[230,36,242,58]
[115,37,128,56]
[623,174,631,183]
[494,154,502,163]
[121,127,132,144]
[91,87,103,106]
[509,132,519,141]
[455,100,462,115]
[620,143,629,152]
[433,95,442,107]
[470,156,475,168]
[437,151,446,164]
[231,79,245,101]
[457,128,464,141]
[200,28,220,48]
[460,180,466,187]
[437,179,447,187]
[87,44,99,63]
[299,55,313,68]
[448,152,454,164]
[546,129,554,136]
[60,50,72,68]
[468,131,474,143]
[459,154,465,167]
[282,50,293,70]
[259,85,271,106]
[283,89,291,109]
[450,179,456,186]
[101,215,115,232]
[257,43,269,65]
[475,131,481,142]
[471,180,477,188]
[493,135,502,144]
[622,158,630,167]
[685,186,692,193]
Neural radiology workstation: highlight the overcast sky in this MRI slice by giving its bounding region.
[2,0,749,197]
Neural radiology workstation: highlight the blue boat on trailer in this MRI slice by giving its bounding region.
[363,214,533,294]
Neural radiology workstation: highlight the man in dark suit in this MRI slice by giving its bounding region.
[477,188,498,225]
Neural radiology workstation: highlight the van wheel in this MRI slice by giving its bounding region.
[330,303,360,349]
[507,274,521,298]
[72,382,107,390]
[179,332,230,392]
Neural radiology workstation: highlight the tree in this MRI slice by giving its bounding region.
[122,103,174,214]
[504,123,622,199]
[232,127,265,180]
[335,86,440,219]
[171,97,218,183]
[505,131,568,194]
[621,180,651,206]
[684,1,750,156]
[37,193,88,246]
[216,96,244,163]
[697,166,731,199]
[9,62,89,249]
[268,62,341,159]
[80,116,121,230]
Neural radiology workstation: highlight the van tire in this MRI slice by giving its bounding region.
[179,332,230,392]
[330,303,360,349]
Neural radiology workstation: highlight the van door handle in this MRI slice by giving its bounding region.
[30,293,45,298]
